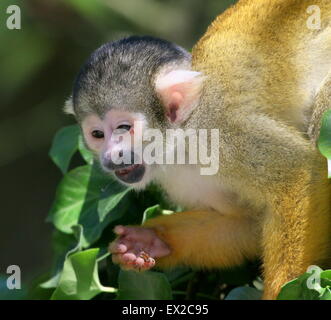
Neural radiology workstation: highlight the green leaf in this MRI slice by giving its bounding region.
[40,225,85,289]
[277,278,303,300]
[164,267,192,286]
[142,205,161,223]
[98,180,132,221]
[318,109,331,159]
[66,225,85,257]
[48,165,97,234]
[48,164,131,246]
[40,273,61,290]
[320,270,331,282]
[49,125,80,174]
[51,249,116,300]
[318,109,331,177]
[78,135,94,165]
[277,268,322,300]
[225,286,262,300]
[319,287,331,300]
[117,270,172,300]
[142,205,174,224]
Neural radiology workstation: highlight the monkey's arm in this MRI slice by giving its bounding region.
[145,211,260,269]
[110,210,260,270]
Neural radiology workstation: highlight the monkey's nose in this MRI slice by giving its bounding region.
[102,151,137,171]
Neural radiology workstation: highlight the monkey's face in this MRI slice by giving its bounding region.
[81,109,152,189]
[69,37,205,189]
[74,64,205,190]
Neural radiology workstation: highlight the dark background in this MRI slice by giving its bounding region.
[0,0,237,285]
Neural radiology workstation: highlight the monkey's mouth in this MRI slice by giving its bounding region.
[114,164,145,184]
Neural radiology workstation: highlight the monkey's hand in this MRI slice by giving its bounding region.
[109,225,171,271]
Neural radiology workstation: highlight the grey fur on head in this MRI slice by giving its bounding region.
[68,36,191,126]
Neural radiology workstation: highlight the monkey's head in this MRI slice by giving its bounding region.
[65,36,204,189]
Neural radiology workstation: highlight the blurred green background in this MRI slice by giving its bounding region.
[0,0,236,286]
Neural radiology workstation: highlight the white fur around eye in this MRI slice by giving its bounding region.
[83,129,104,152]
[81,115,104,152]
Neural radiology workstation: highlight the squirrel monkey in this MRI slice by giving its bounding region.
[66,0,331,299]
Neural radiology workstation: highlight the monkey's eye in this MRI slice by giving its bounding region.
[116,124,132,131]
[91,130,104,139]
[114,124,132,134]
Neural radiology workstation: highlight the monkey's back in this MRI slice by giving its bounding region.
[192,0,331,130]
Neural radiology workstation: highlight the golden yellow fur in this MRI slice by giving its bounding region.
[193,0,331,131]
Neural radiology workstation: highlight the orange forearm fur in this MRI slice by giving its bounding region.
[144,210,260,270]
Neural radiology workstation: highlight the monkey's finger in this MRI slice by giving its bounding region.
[147,257,155,267]
[114,237,139,253]
[109,242,122,253]
[108,241,127,253]
[112,252,136,265]
[113,225,126,236]
[134,257,155,271]
[119,226,156,242]
[121,252,137,264]
[112,253,154,271]
[118,259,139,271]
[112,254,139,271]
[114,226,151,242]
[142,258,155,270]
[133,257,145,268]
[112,253,134,266]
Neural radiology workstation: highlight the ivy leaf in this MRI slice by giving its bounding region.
[66,225,85,257]
[320,270,331,286]
[98,180,132,221]
[40,273,61,290]
[49,125,80,174]
[40,225,85,289]
[277,278,303,300]
[319,287,331,300]
[117,270,172,300]
[141,205,174,224]
[78,135,94,165]
[51,249,116,300]
[48,164,131,246]
[142,205,162,224]
[48,165,99,234]
[277,267,323,300]
[318,109,331,177]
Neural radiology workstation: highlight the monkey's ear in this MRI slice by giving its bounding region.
[63,97,75,115]
[155,70,204,124]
